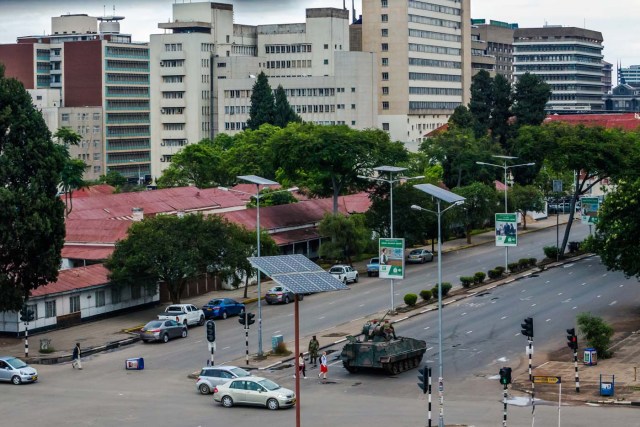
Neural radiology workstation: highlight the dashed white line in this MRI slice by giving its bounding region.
[466,330,473,334]
[581,283,587,286]
[546,319,551,322]
[222,346,230,350]
[274,330,281,334]
[558,292,563,296]
[426,347,434,351]
[597,295,601,299]
[620,285,624,288]
[531,303,537,307]
[461,312,467,316]
[610,301,617,306]
[318,316,326,319]
[359,304,365,307]
[501,316,507,320]
[572,306,578,310]
[521,289,527,293]
[424,326,430,330]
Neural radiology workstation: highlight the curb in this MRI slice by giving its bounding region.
[27,335,141,365]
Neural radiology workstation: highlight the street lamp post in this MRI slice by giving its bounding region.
[358,166,424,315]
[412,183,465,427]
[476,156,535,272]
[220,176,298,357]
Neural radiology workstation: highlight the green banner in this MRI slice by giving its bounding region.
[580,197,600,225]
[379,238,405,279]
[495,213,517,247]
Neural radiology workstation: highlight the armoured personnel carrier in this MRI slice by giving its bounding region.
[340,318,427,374]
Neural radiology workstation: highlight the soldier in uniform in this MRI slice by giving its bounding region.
[308,335,320,367]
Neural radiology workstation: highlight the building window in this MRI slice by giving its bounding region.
[382,43,389,51]
[45,301,56,318]
[61,113,69,121]
[351,120,356,125]
[324,59,329,65]
[324,44,329,49]
[381,14,388,22]
[382,123,390,131]
[381,0,388,7]
[351,104,356,109]
[351,87,356,92]
[111,287,121,304]
[382,101,390,110]
[382,86,389,95]
[70,295,80,313]
[95,290,105,307]
[381,29,388,37]
[382,72,389,81]
[382,58,389,66]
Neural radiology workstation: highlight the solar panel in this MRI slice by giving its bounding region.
[237,175,279,186]
[413,183,465,205]
[374,165,407,173]
[248,255,348,294]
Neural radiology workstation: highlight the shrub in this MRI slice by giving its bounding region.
[474,272,486,283]
[460,276,475,288]
[488,269,500,279]
[495,265,506,275]
[404,293,418,306]
[419,289,432,301]
[441,282,452,296]
[543,245,560,260]
[508,262,520,272]
[518,258,530,268]
[528,257,537,267]
[577,313,614,359]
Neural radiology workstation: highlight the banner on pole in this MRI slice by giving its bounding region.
[379,238,405,279]
[580,197,600,225]
[495,213,517,247]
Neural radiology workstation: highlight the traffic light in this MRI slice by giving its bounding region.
[19,306,34,322]
[521,317,534,338]
[566,328,578,351]
[499,367,512,385]
[246,312,255,326]
[206,320,216,343]
[417,365,429,394]
[238,313,246,326]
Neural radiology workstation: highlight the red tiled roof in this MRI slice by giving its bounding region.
[65,219,132,244]
[31,264,110,297]
[270,228,321,245]
[61,245,115,260]
[544,113,640,131]
[68,184,115,198]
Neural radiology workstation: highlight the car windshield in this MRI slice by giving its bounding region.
[370,258,379,263]
[409,250,422,255]
[145,321,163,328]
[329,267,343,274]
[6,357,27,369]
[207,299,223,306]
[258,378,280,391]
[230,367,251,377]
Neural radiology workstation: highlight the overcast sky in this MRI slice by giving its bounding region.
[2,0,638,68]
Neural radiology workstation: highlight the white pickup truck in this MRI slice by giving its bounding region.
[158,304,205,327]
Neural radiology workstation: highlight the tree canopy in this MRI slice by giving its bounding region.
[246,72,275,130]
[0,65,67,311]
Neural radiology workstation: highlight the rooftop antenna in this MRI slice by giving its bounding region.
[352,0,356,24]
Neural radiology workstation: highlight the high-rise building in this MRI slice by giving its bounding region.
[470,19,517,81]
[0,14,150,182]
[513,26,604,112]
[150,2,377,179]
[360,0,471,151]
[617,64,640,87]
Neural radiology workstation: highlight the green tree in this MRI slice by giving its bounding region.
[588,178,640,279]
[272,123,407,213]
[450,182,498,244]
[577,313,614,358]
[101,170,127,187]
[448,105,474,130]
[105,214,231,303]
[246,187,298,208]
[490,74,513,149]
[246,72,275,130]
[511,72,551,128]
[509,184,545,230]
[468,70,494,138]
[54,127,86,216]
[273,85,301,128]
[156,139,226,188]
[318,213,371,265]
[0,65,66,311]
[222,125,280,182]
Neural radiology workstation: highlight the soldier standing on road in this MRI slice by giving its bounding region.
[308,335,320,367]
[72,343,82,370]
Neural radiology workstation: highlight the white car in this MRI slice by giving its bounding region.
[329,265,359,284]
[213,376,296,410]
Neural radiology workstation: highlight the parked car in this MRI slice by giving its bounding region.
[157,304,205,327]
[406,249,434,264]
[201,298,245,320]
[213,376,296,410]
[265,286,303,304]
[329,265,359,284]
[548,203,572,214]
[366,257,380,277]
[140,319,188,343]
[196,365,252,395]
[0,356,38,385]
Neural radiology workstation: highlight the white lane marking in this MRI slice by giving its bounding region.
[426,347,434,351]
[194,340,203,344]
[515,333,521,337]
[359,304,365,307]
[602,273,608,277]
[546,281,551,284]
[466,330,473,334]
[546,319,551,322]
[424,326,430,330]
[531,303,537,307]
[288,313,294,317]
[597,295,601,299]
[521,289,527,293]
[610,301,617,306]
[620,284,624,288]
[461,312,467,316]
[501,316,507,320]
[222,346,230,350]
[318,316,326,319]
[581,283,587,286]
[558,292,563,296]
[572,306,578,310]
[328,301,336,304]
[497,357,508,362]
[274,330,281,334]
[561,298,572,303]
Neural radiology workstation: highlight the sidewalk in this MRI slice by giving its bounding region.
[0,214,577,366]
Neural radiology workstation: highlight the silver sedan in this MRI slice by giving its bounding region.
[140,319,187,343]
[213,376,296,410]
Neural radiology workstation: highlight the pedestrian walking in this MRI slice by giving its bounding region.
[71,343,82,370]
[308,335,320,367]
[298,353,306,379]
[318,351,328,380]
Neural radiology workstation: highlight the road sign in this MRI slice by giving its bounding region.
[580,197,600,225]
[532,375,562,384]
[379,238,405,279]
[495,213,517,247]
[552,180,563,193]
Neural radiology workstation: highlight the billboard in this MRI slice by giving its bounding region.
[580,197,600,225]
[379,238,405,279]
[495,213,517,247]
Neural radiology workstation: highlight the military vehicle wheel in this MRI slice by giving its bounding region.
[391,363,399,375]
[343,361,358,373]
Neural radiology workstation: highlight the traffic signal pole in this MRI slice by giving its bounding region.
[503,383,508,427]
[24,321,29,358]
[566,328,580,393]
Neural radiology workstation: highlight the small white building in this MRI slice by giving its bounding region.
[0,264,159,335]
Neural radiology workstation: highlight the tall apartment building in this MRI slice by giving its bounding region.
[0,14,150,182]
[617,64,640,87]
[150,2,376,179]
[470,19,517,81]
[360,0,471,151]
[513,26,604,112]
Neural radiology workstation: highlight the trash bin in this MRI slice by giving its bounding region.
[584,348,597,366]
[272,335,283,352]
[600,374,615,396]
[39,338,51,352]
[125,357,144,370]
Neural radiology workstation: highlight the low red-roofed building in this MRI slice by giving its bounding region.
[544,113,640,131]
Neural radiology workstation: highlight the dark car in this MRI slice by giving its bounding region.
[406,249,434,264]
[265,286,303,305]
[202,298,245,320]
[140,319,188,343]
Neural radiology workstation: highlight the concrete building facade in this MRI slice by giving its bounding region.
[470,19,517,81]
[513,26,605,112]
[360,0,471,151]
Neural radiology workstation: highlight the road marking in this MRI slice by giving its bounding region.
[461,312,467,316]
[561,298,572,303]
[572,306,578,310]
[466,330,473,334]
[501,316,507,320]
[546,280,551,284]
[620,284,624,288]
[424,326,430,330]
[222,346,230,350]
[426,347,433,351]
[515,333,521,337]
[602,273,608,277]
[531,303,537,307]
[597,295,601,299]
[581,282,587,286]
[546,319,551,322]
[558,292,563,296]
[318,316,326,319]
[610,301,617,306]
[521,289,527,293]
[194,339,202,344]
[359,304,365,307]
[274,330,281,334]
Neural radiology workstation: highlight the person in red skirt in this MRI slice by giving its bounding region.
[318,351,328,379]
